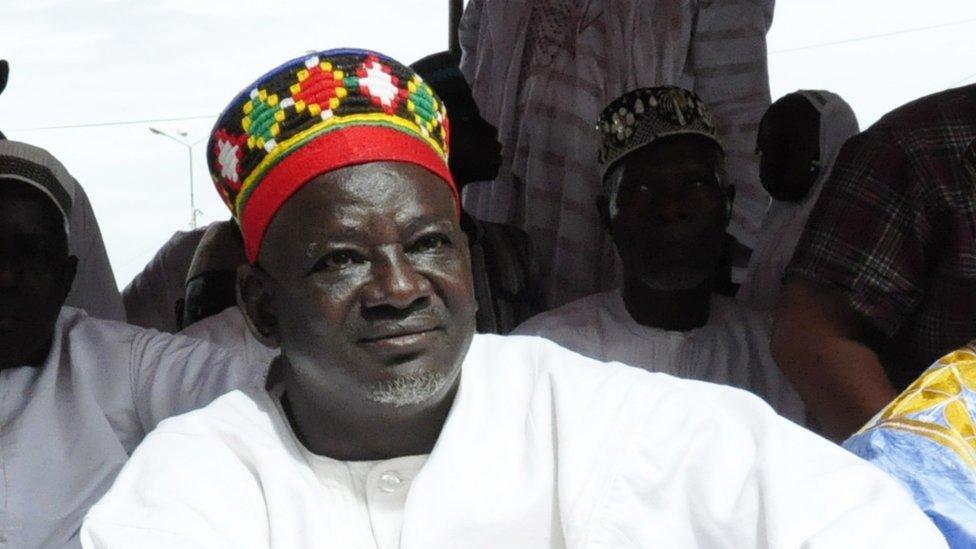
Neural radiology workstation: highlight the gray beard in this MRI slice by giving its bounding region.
[365,372,449,408]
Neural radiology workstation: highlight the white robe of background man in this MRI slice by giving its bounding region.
[82,335,943,548]
[514,290,805,424]
[0,307,266,548]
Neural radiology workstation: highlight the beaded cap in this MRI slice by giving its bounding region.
[597,86,721,179]
[207,48,455,263]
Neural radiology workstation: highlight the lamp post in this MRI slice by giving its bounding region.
[149,127,207,229]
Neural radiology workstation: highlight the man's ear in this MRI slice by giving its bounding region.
[724,186,736,226]
[237,264,281,349]
[596,194,611,230]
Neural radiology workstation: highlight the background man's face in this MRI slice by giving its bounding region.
[256,161,477,410]
[0,181,75,369]
[606,136,729,291]
[757,94,821,203]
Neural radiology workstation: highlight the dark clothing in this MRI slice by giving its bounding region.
[787,84,976,390]
[463,213,545,334]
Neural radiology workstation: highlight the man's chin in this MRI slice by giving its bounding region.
[638,270,710,291]
[363,370,455,409]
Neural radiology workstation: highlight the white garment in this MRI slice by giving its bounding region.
[82,335,944,548]
[268,393,426,549]
[514,289,805,423]
[123,225,209,333]
[737,91,860,310]
[0,306,265,548]
[65,175,125,321]
[460,0,775,306]
[179,306,276,371]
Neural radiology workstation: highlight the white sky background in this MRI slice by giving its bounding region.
[2,0,976,288]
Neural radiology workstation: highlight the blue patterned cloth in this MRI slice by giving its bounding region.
[844,347,976,547]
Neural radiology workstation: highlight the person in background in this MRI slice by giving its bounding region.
[458,0,776,307]
[773,84,976,441]
[0,146,264,548]
[178,220,275,371]
[81,49,944,548]
[0,141,125,322]
[515,87,803,423]
[178,220,247,330]
[845,140,976,547]
[411,51,544,333]
[737,90,859,311]
[123,224,209,332]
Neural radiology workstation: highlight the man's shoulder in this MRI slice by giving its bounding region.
[512,291,611,336]
[865,84,976,147]
[148,386,276,443]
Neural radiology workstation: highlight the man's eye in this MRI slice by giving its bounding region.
[312,250,363,273]
[411,234,451,252]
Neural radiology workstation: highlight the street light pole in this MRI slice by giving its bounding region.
[149,127,207,229]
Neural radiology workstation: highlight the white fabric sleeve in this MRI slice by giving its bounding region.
[584,382,947,548]
[80,431,267,549]
[128,331,265,432]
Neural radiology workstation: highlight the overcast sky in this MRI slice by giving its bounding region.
[2,0,976,287]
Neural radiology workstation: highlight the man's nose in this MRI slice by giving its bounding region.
[362,249,433,311]
[651,196,693,224]
[0,255,21,290]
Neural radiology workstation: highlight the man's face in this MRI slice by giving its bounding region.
[252,162,477,411]
[0,181,76,369]
[757,95,821,203]
[604,136,729,291]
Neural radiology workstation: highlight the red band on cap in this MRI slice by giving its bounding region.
[240,125,458,263]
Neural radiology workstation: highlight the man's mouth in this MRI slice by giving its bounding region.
[357,325,444,356]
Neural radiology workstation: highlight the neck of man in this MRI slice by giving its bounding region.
[621,275,713,331]
[279,365,459,461]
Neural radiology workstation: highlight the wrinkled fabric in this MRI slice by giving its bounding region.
[514,289,805,424]
[738,91,859,310]
[845,346,976,547]
[63,176,125,322]
[179,305,276,372]
[82,335,944,548]
[0,307,264,548]
[123,225,208,333]
[460,0,774,306]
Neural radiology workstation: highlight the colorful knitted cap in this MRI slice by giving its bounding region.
[0,140,75,234]
[207,48,456,263]
[597,86,722,179]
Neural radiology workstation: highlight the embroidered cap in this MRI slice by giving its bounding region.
[207,48,456,263]
[0,140,75,234]
[597,86,722,180]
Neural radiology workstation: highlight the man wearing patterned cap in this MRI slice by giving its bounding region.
[83,50,945,548]
[0,140,265,547]
[516,87,803,423]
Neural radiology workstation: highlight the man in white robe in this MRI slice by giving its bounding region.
[81,49,944,548]
[0,143,266,547]
[459,0,776,306]
[516,87,803,422]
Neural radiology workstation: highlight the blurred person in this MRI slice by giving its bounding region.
[515,87,803,423]
[411,51,544,333]
[737,91,859,310]
[178,220,247,329]
[123,224,209,332]
[773,84,976,440]
[459,0,776,307]
[81,53,943,547]
[0,144,265,548]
